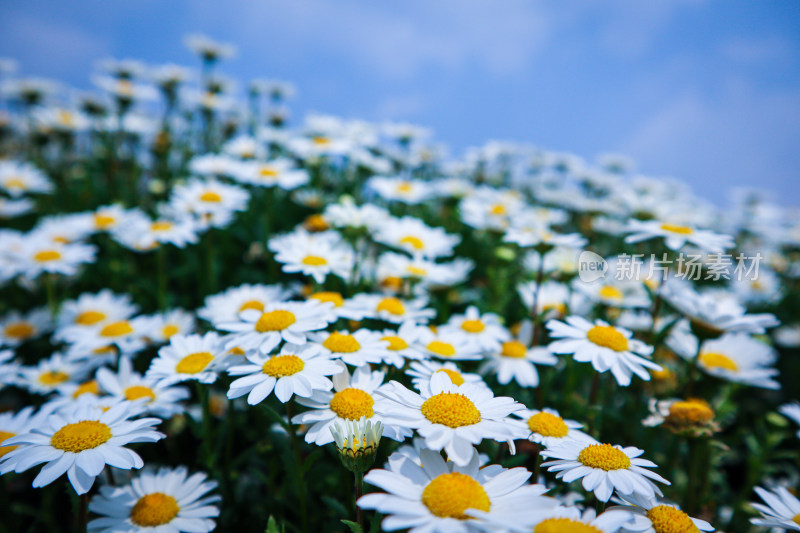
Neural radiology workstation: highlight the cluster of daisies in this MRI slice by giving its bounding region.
[1,34,799,533]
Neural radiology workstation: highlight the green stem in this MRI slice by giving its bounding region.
[195,382,213,470]
[157,245,168,311]
[285,402,308,533]
[355,470,364,531]
[77,493,88,533]
[44,273,59,319]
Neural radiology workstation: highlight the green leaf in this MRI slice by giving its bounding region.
[265,516,280,533]
[341,519,363,533]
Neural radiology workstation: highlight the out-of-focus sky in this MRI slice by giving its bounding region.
[1,0,799,205]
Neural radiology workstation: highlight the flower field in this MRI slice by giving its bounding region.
[0,34,798,533]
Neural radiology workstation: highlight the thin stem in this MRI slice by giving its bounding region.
[355,470,364,531]
[285,402,308,533]
[157,245,167,311]
[530,254,546,347]
[77,493,88,533]
[195,382,213,470]
[44,273,58,319]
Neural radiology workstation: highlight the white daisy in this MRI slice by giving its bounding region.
[197,283,294,324]
[374,216,460,259]
[315,328,398,367]
[143,308,196,344]
[55,290,139,332]
[750,485,800,531]
[217,300,336,355]
[18,353,90,395]
[323,197,390,233]
[341,293,435,325]
[0,161,53,197]
[511,407,592,447]
[624,219,734,253]
[146,332,227,386]
[441,306,510,352]
[499,506,635,533]
[269,229,354,284]
[546,317,661,386]
[376,373,522,466]
[377,322,430,362]
[0,308,51,346]
[612,493,714,532]
[88,466,220,532]
[292,365,411,445]
[406,360,488,393]
[62,314,152,357]
[358,446,557,532]
[0,400,163,494]
[0,407,42,459]
[226,342,339,404]
[238,159,310,190]
[15,238,96,279]
[415,327,483,362]
[541,439,670,502]
[97,356,189,418]
[480,340,557,387]
[366,176,435,205]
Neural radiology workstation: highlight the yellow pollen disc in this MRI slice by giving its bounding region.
[490,204,507,215]
[34,250,62,262]
[200,191,222,203]
[645,505,700,533]
[93,345,117,355]
[4,322,34,340]
[228,346,245,356]
[124,385,156,402]
[660,223,694,235]
[599,285,624,301]
[57,110,74,126]
[652,367,673,381]
[262,355,305,377]
[310,291,343,307]
[304,214,329,232]
[382,335,409,351]
[578,443,631,471]
[421,392,481,428]
[461,319,485,333]
[527,412,569,438]
[406,266,427,277]
[400,236,424,250]
[151,221,173,232]
[39,370,69,386]
[175,352,214,374]
[381,276,403,291]
[76,310,106,325]
[52,236,70,244]
[4,178,26,190]
[396,182,413,193]
[161,324,179,338]
[51,420,112,452]
[255,310,296,332]
[323,332,361,353]
[130,492,180,527]
[312,136,330,146]
[259,166,279,177]
[535,518,603,533]
[302,255,328,266]
[329,388,375,420]
[698,352,738,372]
[94,213,116,228]
[427,341,456,357]
[794,514,800,526]
[421,472,490,520]
[376,297,405,315]
[435,368,465,386]
[100,321,133,338]
[667,400,714,425]
[239,300,266,312]
[73,380,99,398]
[501,341,527,359]
[0,431,18,458]
[586,325,629,352]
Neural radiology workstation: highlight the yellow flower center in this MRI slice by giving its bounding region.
[255,310,296,332]
[262,355,305,377]
[490,204,507,215]
[380,276,403,292]
[382,335,408,351]
[51,421,112,453]
[698,352,738,372]
[501,341,527,358]
[323,332,361,353]
[304,214,329,232]
[175,352,214,374]
[124,385,156,402]
[396,182,413,193]
[427,341,456,357]
[406,266,427,277]
[39,370,69,386]
[0,431,18,458]
[130,492,180,527]
[586,325,629,352]
[94,213,116,228]
[239,300,266,312]
[598,285,624,301]
[161,324,180,338]
[302,255,328,266]
[312,136,330,146]
[645,505,700,533]
[535,518,603,533]
[33,250,62,262]
[527,412,569,438]
[57,110,74,126]
[310,291,343,307]
[329,388,375,420]
[259,166,279,177]
[376,297,405,315]
[228,346,246,356]
[72,380,99,398]
[421,392,481,428]
[4,322,34,340]
[436,368,465,386]
[421,472,490,520]
[200,191,222,203]
[794,514,800,526]
[151,221,173,232]
[400,236,424,250]
[578,443,631,471]
[4,177,26,190]
[660,223,694,235]
[75,310,106,325]
[461,319,485,333]
[100,321,133,338]
[667,400,714,425]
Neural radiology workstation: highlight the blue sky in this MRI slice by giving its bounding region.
[2,0,799,205]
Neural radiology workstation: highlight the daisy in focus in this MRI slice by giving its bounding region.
[146,332,227,386]
[750,485,800,531]
[611,493,714,533]
[512,407,592,447]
